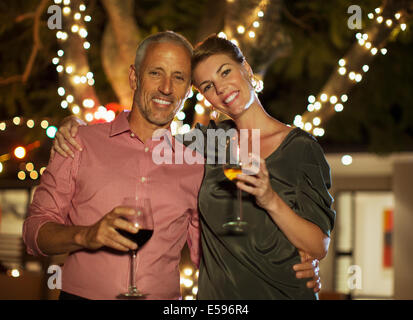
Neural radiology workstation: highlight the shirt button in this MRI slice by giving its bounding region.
[144,147,149,152]
[130,132,135,138]
[141,177,146,183]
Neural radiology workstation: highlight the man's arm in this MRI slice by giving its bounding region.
[36,208,140,256]
[23,134,139,257]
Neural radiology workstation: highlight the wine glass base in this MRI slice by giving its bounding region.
[117,290,147,299]
[222,221,248,234]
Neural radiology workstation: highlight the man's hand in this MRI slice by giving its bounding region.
[76,206,140,252]
[293,250,321,293]
[51,116,85,159]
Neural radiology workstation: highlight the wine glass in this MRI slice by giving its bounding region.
[222,140,248,234]
[117,197,154,298]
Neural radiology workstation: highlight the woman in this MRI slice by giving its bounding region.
[52,34,334,299]
[190,35,334,299]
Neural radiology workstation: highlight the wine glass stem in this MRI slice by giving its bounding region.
[130,251,137,293]
[237,187,242,221]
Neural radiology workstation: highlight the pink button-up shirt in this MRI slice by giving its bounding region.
[23,111,204,300]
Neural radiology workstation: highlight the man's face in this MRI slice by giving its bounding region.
[131,42,191,127]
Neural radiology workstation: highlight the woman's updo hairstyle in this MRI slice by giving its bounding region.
[191,34,246,77]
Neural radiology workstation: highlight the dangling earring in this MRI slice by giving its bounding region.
[210,107,218,121]
[251,74,263,93]
[250,75,257,90]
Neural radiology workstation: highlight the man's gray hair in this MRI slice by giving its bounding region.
[134,31,193,72]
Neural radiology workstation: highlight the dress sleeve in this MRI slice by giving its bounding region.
[294,139,335,236]
[22,137,82,256]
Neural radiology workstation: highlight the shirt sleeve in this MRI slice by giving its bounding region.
[294,139,336,236]
[22,138,82,256]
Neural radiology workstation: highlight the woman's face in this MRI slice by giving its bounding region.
[193,54,255,119]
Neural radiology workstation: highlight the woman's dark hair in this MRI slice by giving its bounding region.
[191,34,245,76]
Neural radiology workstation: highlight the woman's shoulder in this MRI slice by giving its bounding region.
[275,127,327,163]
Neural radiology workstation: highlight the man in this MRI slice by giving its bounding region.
[24,31,319,300]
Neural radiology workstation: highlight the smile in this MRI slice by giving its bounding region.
[224,91,239,104]
[152,98,172,106]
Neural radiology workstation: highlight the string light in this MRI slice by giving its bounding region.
[308,95,316,103]
[72,105,80,114]
[63,7,71,16]
[237,25,245,34]
[334,103,344,112]
[71,24,79,33]
[13,117,21,125]
[66,95,74,103]
[41,120,49,129]
[329,96,338,104]
[18,171,26,180]
[314,101,322,110]
[313,117,321,126]
[26,120,35,128]
[217,32,227,39]
[14,147,26,159]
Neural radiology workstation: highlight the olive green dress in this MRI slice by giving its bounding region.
[180,120,335,300]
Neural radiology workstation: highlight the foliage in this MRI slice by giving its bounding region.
[0,0,412,157]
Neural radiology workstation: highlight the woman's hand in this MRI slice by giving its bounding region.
[235,157,276,210]
[51,116,85,159]
[293,250,321,293]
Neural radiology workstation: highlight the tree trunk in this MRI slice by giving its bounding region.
[100,0,141,108]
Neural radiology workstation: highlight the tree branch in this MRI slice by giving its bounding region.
[15,12,35,23]
[0,0,49,86]
[300,0,413,129]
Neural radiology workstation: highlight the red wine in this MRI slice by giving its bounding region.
[118,229,154,249]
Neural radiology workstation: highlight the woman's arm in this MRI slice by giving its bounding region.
[236,158,330,260]
[51,116,85,158]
